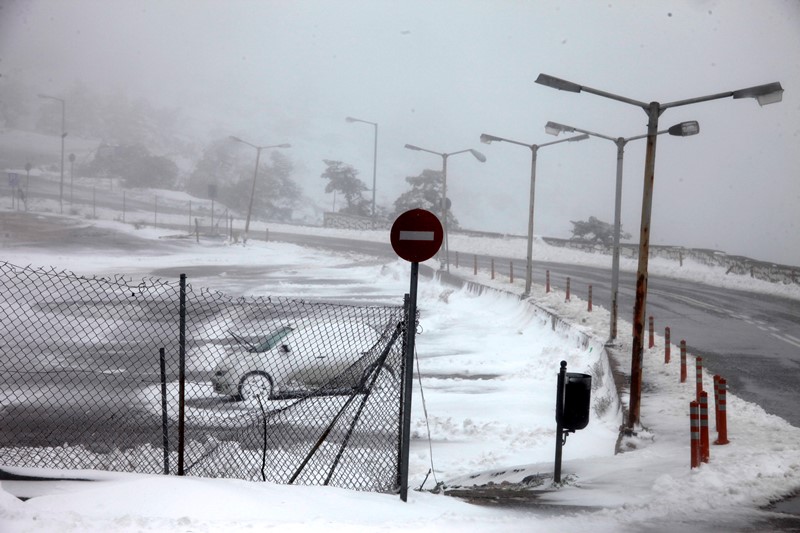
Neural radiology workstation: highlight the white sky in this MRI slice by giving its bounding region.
[1,221,799,531]
[1,0,799,265]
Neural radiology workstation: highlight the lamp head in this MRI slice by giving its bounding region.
[470,149,487,162]
[732,82,783,106]
[276,143,292,149]
[535,73,582,93]
[479,134,500,144]
[404,144,421,151]
[229,135,243,143]
[569,134,590,142]
[544,121,575,136]
[345,116,357,123]
[667,121,700,137]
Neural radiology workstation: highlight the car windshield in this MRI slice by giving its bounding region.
[250,326,294,353]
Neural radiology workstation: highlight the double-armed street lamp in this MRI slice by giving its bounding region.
[544,120,700,342]
[536,73,784,429]
[404,144,486,272]
[229,136,291,243]
[479,132,589,297]
[345,116,378,226]
[37,93,67,213]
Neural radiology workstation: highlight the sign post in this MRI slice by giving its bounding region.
[391,209,443,502]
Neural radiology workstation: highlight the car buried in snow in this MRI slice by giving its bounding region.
[210,320,388,401]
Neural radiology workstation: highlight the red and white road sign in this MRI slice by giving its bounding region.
[390,209,444,263]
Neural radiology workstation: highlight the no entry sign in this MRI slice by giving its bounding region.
[390,208,443,263]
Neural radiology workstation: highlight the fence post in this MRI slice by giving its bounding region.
[491,258,495,280]
[648,316,655,349]
[700,391,710,463]
[690,401,700,468]
[546,270,550,293]
[510,261,514,283]
[715,378,730,445]
[473,254,477,276]
[177,274,186,475]
[565,277,570,302]
[665,327,671,364]
[588,285,592,312]
[680,340,687,383]
[159,347,170,475]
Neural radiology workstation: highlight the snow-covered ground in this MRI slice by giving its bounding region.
[1,215,799,532]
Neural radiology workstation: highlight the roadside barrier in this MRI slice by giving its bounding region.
[648,316,655,349]
[715,377,730,445]
[565,277,571,302]
[690,401,701,468]
[588,285,592,312]
[546,270,550,293]
[680,340,687,383]
[700,391,710,463]
[473,254,478,276]
[509,261,514,283]
[491,258,495,280]
[665,327,671,364]
[696,357,704,402]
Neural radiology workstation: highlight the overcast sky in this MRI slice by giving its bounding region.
[2,0,799,266]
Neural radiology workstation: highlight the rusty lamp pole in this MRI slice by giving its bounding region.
[535,73,783,429]
[404,144,486,272]
[229,136,291,244]
[544,120,700,342]
[479,132,588,297]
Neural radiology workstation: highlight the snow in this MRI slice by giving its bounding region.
[1,214,799,532]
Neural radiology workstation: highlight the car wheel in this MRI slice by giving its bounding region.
[238,372,273,401]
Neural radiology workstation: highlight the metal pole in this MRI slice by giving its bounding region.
[159,347,170,475]
[524,146,539,297]
[399,263,419,502]
[371,123,378,225]
[441,155,449,272]
[244,147,262,243]
[628,102,661,429]
[177,273,187,475]
[610,139,626,341]
[59,103,65,214]
[554,360,567,483]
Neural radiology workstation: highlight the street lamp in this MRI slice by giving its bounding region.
[346,116,378,227]
[404,143,486,272]
[536,73,783,429]
[479,132,588,297]
[68,153,76,205]
[544,120,699,342]
[37,93,66,213]
[229,136,291,243]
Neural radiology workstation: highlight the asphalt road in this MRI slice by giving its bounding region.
[265,230,800,428]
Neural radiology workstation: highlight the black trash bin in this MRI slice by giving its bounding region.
[562,372,591,431]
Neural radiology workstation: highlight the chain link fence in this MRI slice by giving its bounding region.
[0,261,407,492]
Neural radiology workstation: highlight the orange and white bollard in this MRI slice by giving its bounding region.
[546,270,550,293]
[700,391,710,463]
[713,375,721,429]
[648,316,655,349]
[565,277,571,302]
[588,285,592,312]
[665,327,671,364]
[473,254,478,276]
[680,340,687,383]
[696,356,703,403]
[715,377,730,445]
[509,261,514,283]
[690,401,701,468]
[491,258,495,280]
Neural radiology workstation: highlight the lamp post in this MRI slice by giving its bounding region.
[346,116,378,227]
[37,94,66,213]
[536,73,783,429]
[544,120,699,341]
[479,132,588,297]
[68,153,76,205]
[229,136,291,243]
[404,143,486,271]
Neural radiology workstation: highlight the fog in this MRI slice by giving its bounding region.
[1,0,798,266]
